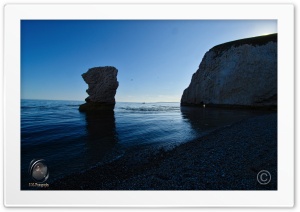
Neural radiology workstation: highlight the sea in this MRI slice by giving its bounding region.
[21,99,264,189]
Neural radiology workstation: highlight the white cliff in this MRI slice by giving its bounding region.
[181,34,277,108]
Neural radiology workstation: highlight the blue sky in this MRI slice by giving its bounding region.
[21,20,277,102]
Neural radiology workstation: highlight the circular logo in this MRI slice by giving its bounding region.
[28,159,49,183]
[257,170,271,185]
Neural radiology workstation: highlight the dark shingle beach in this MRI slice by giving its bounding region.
[48,113,277,190]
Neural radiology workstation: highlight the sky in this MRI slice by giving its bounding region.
[21,20,277,102]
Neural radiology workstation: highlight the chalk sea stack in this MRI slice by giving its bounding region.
[79,66,119,112]
[181,33,277,109]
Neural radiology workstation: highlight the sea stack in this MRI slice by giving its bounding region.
[181,33,277,109]
[79,66,119,112]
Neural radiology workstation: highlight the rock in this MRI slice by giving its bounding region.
[181,34,277,109]
[79,66,119,111]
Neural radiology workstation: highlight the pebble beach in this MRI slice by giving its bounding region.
[48,113,277,190]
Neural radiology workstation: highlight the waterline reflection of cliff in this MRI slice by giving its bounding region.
[180,106,267,133]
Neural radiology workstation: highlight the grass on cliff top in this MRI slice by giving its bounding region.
[210,33,277,55]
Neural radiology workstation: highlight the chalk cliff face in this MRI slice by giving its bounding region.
[181,34,277,108]
[79,66,119,111]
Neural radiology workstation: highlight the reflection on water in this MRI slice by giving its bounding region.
[83,110,119,164]
[180,106,266,132]
[84,110,117,142]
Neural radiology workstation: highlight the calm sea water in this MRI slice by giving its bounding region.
[21,99,264,189]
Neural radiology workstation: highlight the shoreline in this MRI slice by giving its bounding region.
[180,103,277,111]
[47,113,277,190]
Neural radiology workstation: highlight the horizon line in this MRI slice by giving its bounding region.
[21,98,180,103]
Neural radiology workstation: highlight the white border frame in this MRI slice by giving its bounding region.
[3,4,294,207]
